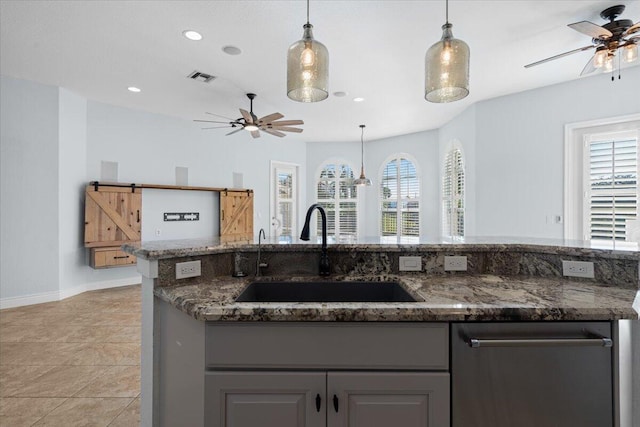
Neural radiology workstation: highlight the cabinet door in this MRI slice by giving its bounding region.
[205,371,325,427]
[328,372,450,427]
[84,185,141,247]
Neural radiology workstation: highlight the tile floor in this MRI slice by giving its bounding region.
[0,285,141,426]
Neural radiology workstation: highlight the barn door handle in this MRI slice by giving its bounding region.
[333,394,339,412]
[315,394,321,412]
[137,210,140,223]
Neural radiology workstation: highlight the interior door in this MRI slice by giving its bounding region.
[327,372,450,427]
[271,162,298,241]
[84,184,141,247]
[205,371,325,427]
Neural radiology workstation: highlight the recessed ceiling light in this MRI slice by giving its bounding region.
[222,45,242,55]
[353,97,365,102]
[183,30,203,41]
[127,86,141,93]
[333,91,348,97]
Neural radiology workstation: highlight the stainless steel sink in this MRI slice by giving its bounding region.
[235,281,417,303]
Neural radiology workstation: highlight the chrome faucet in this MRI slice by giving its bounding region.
[256,228,268,276]
[300,204,330,276]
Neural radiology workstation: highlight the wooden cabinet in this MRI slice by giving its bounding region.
[90,247,136,268]
[205,371,449,427]
[84,184,141,247]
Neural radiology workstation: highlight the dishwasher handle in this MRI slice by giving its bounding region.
[468,337,612,348]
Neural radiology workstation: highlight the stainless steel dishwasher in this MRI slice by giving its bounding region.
[451,322,614,427]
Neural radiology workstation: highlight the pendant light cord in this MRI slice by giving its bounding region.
[445,0,449,24]
[307,0,310,25]
[360,125,365,167]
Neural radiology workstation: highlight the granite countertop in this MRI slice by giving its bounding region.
[123,236,640,260]
[154,274,640,322]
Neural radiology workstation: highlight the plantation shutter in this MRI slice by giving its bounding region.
[316,163,357,239]
[442,149,465,237]
[587,135,638,241]
[380,156,420,239]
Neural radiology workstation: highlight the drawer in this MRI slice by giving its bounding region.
[205,322,449,370]
[90,247,136,268]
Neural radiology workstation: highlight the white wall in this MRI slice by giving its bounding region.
[86,101,307,235]
[1,76,60,301]
[141,189,219,241]
[473,66,640,238]
[306,129,440,238]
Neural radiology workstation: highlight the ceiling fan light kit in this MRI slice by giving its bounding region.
[287,0,329,102]
[195,93,304,139]
[425,0,470,103]
[354,124,372,187]
[525,4,639,80]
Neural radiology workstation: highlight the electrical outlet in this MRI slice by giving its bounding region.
[399,256,422,271]
[444,255,467,272]
[176,260,201,279]
[562,260,594,278]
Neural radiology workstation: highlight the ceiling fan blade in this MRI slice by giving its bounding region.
[580,55,598,76]
[268,119,304,126]
[258,112,284,123]
[623,22,640,37]
[568,21,613,39]
[240,109,253,124]
[250,130,261,139]
[524,45,595,68]
[271,126,303,133]
[193,119,231,124]
[205,112,236,121]
[202,126,233,130]
[226,128,244,136]
[262,129,286,138]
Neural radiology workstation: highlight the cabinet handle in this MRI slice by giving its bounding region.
[113,255,130,259]
[333,394,339,413]
[137,210,140,223]
[468,337,613,348]
[315,394,321,412]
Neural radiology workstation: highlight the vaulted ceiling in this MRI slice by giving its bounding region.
[1,1,638,143]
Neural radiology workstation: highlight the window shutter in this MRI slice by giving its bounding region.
[442,149,464,237]
[587,136,638,241]
[380,156,420,240]
[316,163,357,239]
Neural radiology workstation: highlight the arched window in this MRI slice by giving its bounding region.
[442,148,465,237]
[380,155,420,241]
[316,162,358,239]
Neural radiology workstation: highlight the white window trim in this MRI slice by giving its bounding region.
[314,159,360,239]
[270,160,300,239]
[564,113,640,241]
[378,153,422,239]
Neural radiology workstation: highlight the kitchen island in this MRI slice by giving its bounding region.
[124,237,640,427]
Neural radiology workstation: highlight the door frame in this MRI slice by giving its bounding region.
[270,161,300,239]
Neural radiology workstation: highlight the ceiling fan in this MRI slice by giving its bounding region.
[194,93,304,139]
[525,4,639,77]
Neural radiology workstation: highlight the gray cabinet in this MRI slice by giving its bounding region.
[205,372,325,427]
[206,371,449,427]
[328,372,450,427]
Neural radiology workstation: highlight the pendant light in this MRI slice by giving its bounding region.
[425,0,470,103]
[354,125,372,187]
[287,0,329,102]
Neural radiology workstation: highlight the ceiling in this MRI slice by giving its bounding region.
[1,1,638,143]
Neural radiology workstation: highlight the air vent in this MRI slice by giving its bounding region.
[187,71,216,83]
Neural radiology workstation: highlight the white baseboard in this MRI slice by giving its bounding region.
[0,276,142,309]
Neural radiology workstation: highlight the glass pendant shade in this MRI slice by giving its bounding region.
[623,43,638,63]
[593,48,608,68]
[287,24,329,102]
[425,23,470,103]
